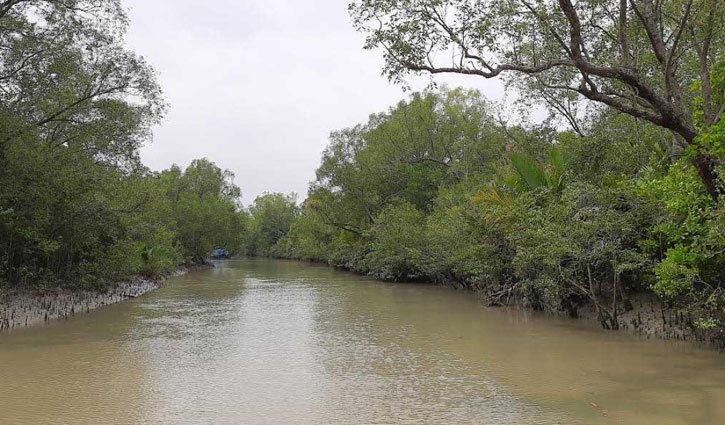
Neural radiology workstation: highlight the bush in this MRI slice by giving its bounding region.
[363,201,426,281]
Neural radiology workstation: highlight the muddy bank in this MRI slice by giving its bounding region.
[437,278,721,347]
[269,256,722,347]
[572,293,725,348]
[0,263,211,331]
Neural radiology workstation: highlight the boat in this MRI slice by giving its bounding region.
[211,248,229,259]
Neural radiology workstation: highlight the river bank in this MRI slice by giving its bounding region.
[289,257,718,348]
[487,287,721,348]
[0,263,212,331]
[3,255,718,349]
[498,289,724,348]
[574,293,721,345]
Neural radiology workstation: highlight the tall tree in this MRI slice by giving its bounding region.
[350,0,725,196]
[0,0,166,288]
[0,0,164,166]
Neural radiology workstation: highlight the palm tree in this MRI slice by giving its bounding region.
[474,147,568,207]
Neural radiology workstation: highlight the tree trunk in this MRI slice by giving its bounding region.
[693,153,720,199]
[611,271,619,330]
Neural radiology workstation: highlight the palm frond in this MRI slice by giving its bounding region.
[472,183,516,208]
[509,152,547,190]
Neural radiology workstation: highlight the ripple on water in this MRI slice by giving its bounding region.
[0,259,723,424]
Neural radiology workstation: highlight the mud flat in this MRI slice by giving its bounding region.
[0,264,210,331]
[571,292,724,348]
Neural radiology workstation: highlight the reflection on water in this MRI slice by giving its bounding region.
[0,259,723,424]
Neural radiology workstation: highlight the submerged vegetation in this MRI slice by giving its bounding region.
[0,1,244,290]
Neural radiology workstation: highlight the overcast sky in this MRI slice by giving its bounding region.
[124,0,506,205]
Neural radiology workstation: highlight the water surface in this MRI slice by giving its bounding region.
[1,259,723,424]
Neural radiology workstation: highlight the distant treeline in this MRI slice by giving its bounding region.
[0,2,244,290]
[243,87,725,332]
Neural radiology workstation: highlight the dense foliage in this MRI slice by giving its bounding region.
[0,1,244,290]
[243,87,725,333]
[243,193,299,257]
[350,0,725,197]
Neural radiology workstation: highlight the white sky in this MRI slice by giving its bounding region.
[124,0,507,205]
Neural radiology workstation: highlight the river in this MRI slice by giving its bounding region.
[0,259,723,424]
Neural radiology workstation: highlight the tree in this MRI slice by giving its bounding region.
[159,159,244,263]
[0,0,166,288]
[364,200,427,280]
[243,193,299,256]
[312,88,508,234]
[510,183,652,329]
[0,1,164,161]
[0,3,245,289]
[350,0,725,196]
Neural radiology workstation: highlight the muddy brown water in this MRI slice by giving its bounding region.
[0,259,723,424]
